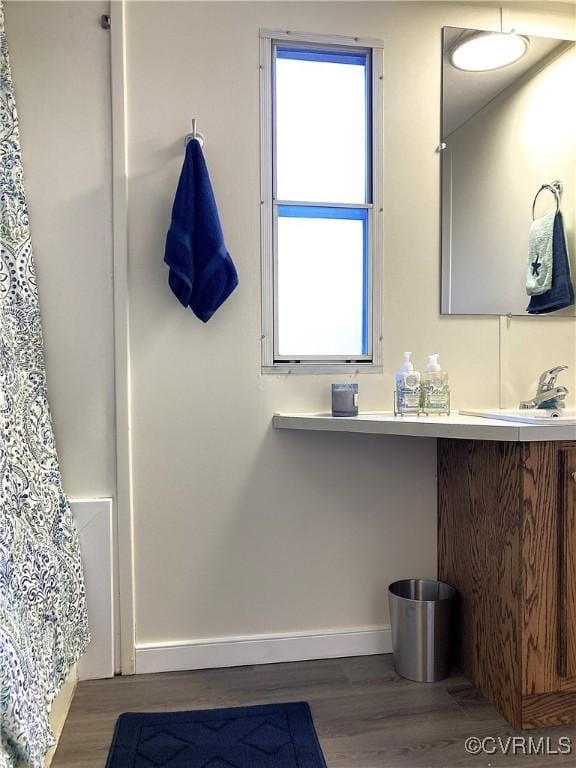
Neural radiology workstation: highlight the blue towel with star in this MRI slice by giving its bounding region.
[527,211,574,314]
[164,138,238,322]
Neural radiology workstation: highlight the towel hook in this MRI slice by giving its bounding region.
[185,118,205,148]
[532,180,562,221]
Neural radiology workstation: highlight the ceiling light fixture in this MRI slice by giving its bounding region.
[450,32,529,72]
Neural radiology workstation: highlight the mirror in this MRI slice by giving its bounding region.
[441,27,576,315]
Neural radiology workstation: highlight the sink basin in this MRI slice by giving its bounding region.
[460,408,576,425]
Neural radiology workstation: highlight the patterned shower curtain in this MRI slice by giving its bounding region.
[0,5,89,767]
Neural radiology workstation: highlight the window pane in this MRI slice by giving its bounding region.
[275,48,368,204]
[277,207,368,357]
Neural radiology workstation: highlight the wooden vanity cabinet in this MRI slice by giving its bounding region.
[438,439,576,729]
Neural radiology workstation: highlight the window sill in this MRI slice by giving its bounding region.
[262,363,383,375]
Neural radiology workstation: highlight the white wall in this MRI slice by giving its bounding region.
[4,1,575,670]
[445,43,576,315]
[125,0,574,657]
[5,1,115,499]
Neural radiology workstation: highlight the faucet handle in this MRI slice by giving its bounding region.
[537,365,568,393]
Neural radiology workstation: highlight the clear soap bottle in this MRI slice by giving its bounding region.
[421,354,450,415]
[395,352,421,415]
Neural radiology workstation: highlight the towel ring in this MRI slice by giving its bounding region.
[532,182,562,221]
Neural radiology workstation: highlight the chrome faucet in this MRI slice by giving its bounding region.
[519,365,569,410]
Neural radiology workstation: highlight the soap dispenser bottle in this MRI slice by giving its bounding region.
[395,352,421,415]
[421,354,450,415]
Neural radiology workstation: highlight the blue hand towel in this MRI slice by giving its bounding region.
[164,139,238,322]
[527,211,574,315]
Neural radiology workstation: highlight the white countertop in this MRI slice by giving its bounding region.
[273,411,576,442]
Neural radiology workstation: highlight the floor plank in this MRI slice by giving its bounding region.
[53,655,576,767]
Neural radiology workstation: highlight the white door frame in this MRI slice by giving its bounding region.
[110,0,136,675]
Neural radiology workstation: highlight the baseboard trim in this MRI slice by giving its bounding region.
[135,626,392,675]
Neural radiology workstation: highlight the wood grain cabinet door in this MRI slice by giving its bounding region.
[522,442,561,695]
[558,445,576,691]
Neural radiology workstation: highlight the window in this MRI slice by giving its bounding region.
[260,31,383,373]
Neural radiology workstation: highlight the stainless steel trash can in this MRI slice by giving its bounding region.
[388,579,456,682]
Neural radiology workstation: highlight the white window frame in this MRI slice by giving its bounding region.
[259,30,384,375]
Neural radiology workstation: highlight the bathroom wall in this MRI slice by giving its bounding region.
[5,1,115,499]
[6,0,119,675]
[125,0,574,663]
[4,0,575,672]
[446,43,576,315]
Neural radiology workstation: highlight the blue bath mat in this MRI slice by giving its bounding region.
[106,701,327,768]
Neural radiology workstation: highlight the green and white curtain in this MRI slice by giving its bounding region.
[0,5,89,766]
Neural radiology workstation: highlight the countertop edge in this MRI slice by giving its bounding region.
[272,413,576,442]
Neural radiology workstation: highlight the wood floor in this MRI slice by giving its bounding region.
[53,654,576,767]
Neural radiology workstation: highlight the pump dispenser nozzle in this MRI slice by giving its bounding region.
[401,352,414,373]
